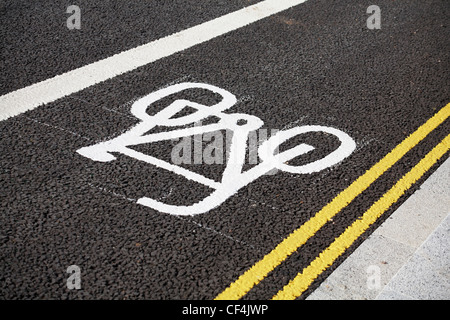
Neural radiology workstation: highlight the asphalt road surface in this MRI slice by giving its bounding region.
[1,0,449,300]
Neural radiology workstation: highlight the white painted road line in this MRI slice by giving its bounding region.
[0,0,308,122]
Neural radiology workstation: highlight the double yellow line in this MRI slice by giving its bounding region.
[216,103,450,300]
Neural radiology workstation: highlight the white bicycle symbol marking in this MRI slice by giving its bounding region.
[77,82,356,216]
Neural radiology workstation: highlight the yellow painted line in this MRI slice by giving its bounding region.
[215,103,450,300]
[273,134,450,300]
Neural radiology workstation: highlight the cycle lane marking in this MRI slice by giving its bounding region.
[76,82,356,216]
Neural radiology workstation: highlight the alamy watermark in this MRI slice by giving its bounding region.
[66,5,81,30]
[366,265,381,290]
[66,265,81,290]
[170,120,280,171]
[367,5,381,30]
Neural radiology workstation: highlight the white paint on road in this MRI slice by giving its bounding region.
[77,82,356,216]
[0,0,309,121]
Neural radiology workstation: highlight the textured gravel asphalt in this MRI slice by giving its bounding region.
[0,0,449,300]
